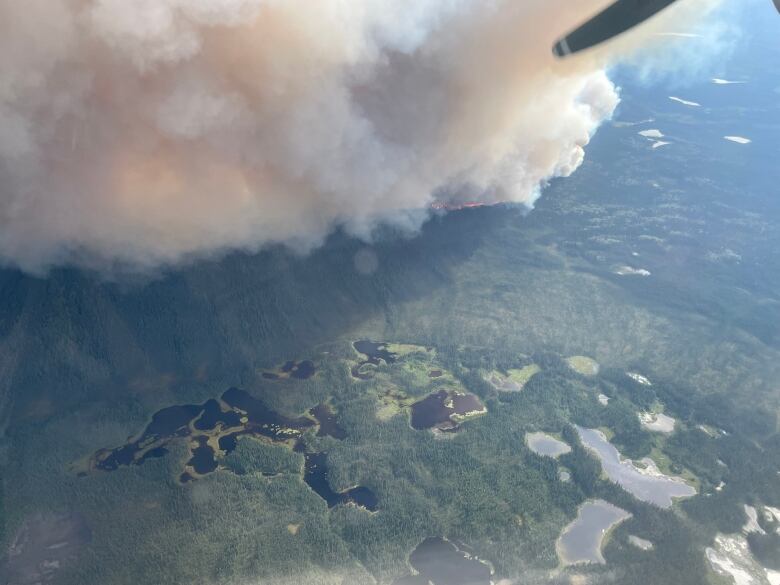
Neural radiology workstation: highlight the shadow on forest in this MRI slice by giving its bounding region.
[0,206,514,427]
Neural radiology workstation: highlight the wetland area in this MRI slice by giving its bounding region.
[84,387,377,511]
[351,340,399,379]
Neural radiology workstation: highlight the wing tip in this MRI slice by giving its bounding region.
[552,37,572,58]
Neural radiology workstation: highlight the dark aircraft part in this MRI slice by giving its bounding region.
[553,0,680,57]
[554,0,780,58]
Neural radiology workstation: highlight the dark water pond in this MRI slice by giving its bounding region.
[262,360,317,380]
[353,340,398,365]
[91,388,314,475]
[394,537,491,585]
[221,387,315,441]
[94,403,203,471]
[187,436,218,475]
[287,360,316,379]
[351,340,398,379]
[86,388,377,510]
[410,390,485,431]
[303,452,378,511]
[138,446,168,464]
[146,403,204,437]
[218,432,239,453]
[310,403,347,440]
[194,399,242,432]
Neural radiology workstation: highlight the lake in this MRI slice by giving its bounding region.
[394,537,491,585]
[575,426,696,508]
[558,500,631,565]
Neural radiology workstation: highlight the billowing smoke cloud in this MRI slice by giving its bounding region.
[0,0,719,272]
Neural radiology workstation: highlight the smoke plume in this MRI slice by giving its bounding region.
[0,0,719,272]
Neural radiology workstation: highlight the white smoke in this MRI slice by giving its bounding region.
[0,0,720,272]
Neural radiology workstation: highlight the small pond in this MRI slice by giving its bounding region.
[351,340,398,379]
[558,500,631,565]
[262,360,317,380]
[525,432,571,458]
[302,451,378,511]
[410,390,485,431]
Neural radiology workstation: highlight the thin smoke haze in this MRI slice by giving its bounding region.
[0,0,722,273]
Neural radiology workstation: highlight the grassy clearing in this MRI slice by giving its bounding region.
[598,426,616,441]
[373,384,417,421]
[648,445,700,490]
[385,343,433,358]
[508,364,541,386]
[485,364,540,392]
[399,357,440,388]
[566,356,600,376]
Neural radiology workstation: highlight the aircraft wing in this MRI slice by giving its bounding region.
[554,0,780,58]
[553,0,681,57]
